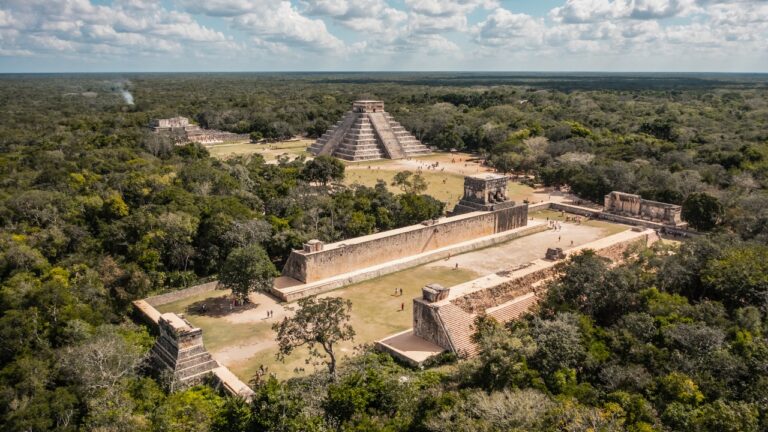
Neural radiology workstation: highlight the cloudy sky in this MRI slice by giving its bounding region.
[0,0,766,72]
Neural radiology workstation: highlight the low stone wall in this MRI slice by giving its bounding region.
[451,230,657,314]
[145,281,220,307]
[412,229,659,354]
[532,201,698,235]
[282,204,529,284]
[274,222,547,302]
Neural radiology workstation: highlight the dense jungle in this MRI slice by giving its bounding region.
[1,72,768,431]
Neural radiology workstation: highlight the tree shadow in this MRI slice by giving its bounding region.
[185,295,260,318]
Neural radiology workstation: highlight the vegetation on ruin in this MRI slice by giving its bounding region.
[1,73,767,431]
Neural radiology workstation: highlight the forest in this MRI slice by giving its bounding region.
[0,72,767,431]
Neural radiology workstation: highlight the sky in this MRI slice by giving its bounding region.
[0,0,766,73]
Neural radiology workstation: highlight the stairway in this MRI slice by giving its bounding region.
[368,112,406,159]
[310,111,357,156]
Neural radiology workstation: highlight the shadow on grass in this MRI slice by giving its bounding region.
[185,296,261,318]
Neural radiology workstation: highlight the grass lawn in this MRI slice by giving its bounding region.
[154,290,276,353]
[344,167,536,209]
[158,264,478,381]
[208,139,311,161]
[531,208,630,236]
[344,169,466,208]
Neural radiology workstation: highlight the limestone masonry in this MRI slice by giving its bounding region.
[308,100,431,160]
[281,174,527,284]
[453,173,516,214]
[150,116,248,145]
[604,191,685,227]
[378,228,659,364]
[150,313,219,386]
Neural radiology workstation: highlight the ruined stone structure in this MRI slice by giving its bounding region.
[150,117,248,145]
[281,203,528,285]
[308,100,431,161]
[377,229,659,363]
[150,313,219,386]
[453,173,515,214]
[604,191,685,227]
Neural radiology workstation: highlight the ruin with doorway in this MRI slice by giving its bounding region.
[308,100,431,161]
[150,116,248,145]
[604,191,685,227]
[452,173,516,214]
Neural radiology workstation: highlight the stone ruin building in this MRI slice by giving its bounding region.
[150,116,248,146]
[308,100,431,161]
[604,191,685,227]
[150,312,219,387]
[452,173,516,214]
[377,228,659,365]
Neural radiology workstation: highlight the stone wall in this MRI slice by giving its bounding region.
[282,204,528,283]
[412,229,659,353]
[145,281,219,307]
[412,299,454,352]
[604,191,683,226]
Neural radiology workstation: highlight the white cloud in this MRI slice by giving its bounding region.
[472,8,544,47]
[550,0,695,23]
[300,0,407,33]
[233,2,344,51]
[0,0,233,59]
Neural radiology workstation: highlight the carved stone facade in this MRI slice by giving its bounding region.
[151,313,219,386]
[452,173,516,214]
[604,191,685,226]
[150,117,248,145]
[308,100,431,161]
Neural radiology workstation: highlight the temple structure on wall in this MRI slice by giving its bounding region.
[308,100,431,161]
[150,313,219,386]
[150,117,248,145]
[604,191,685,227]
[452,173,516,214]
[377,228,660,366]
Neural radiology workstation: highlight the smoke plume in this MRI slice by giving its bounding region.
[121,89,134,105]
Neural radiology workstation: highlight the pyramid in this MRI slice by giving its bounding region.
[309,100,431,161]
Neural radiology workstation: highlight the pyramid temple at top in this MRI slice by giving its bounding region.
[308,100,431,161]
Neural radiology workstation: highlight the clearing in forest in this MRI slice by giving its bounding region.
[156,214,625,381]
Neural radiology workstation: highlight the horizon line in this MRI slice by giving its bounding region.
[1,70,768,75]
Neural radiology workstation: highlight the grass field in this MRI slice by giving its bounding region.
[157,265,478,380]
[345,169,467,208]
[208,139,311,161]
[530,208,630,236]
[344,165,537,209]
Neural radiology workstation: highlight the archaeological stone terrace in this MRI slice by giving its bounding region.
[150,116,248,145]
[308,100,431,161]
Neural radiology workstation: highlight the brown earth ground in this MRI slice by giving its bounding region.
[207,139,311,161]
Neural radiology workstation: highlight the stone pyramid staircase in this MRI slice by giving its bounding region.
[151,313,219,386]
[308,100,431,161]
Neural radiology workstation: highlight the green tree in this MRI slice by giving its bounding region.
[682,193,723,231]
[218,245,277,301]
[273,296,355,379]
[300,155,345,185]
[392,170,428,194]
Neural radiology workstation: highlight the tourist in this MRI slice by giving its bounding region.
[400,302,404,311]
[455,263,459,270]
